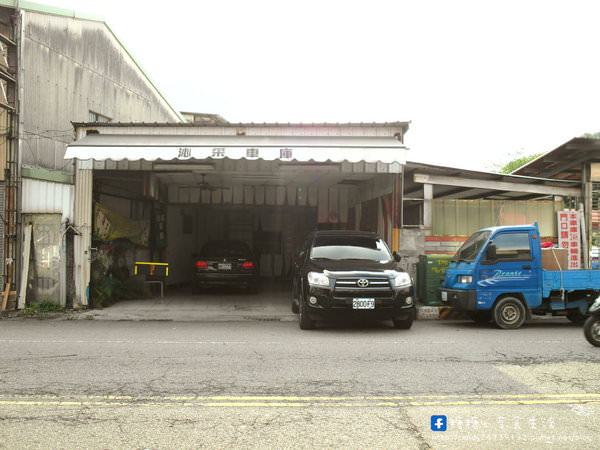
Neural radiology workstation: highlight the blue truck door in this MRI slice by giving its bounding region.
[477,231,541,308]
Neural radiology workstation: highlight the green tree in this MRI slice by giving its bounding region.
[491,152,543,174]
[582,131,600,138]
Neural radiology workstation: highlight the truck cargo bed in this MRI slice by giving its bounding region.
[542,269,600,296]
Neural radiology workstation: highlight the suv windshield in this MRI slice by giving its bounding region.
[453,230,491,262]
[310,236,392,262]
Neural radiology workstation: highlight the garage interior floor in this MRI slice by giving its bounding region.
[77,279,296,322]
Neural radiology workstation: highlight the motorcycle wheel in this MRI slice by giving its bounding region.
[583,316,600,347]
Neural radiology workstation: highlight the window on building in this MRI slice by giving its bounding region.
[89,111,111,123]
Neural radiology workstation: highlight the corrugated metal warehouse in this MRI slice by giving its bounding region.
[0,0,182,309]
[64,122,582,310]
[0,1,591,314]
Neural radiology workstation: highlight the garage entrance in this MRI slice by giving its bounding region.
[167,204,317,287]
[66,122,409,312]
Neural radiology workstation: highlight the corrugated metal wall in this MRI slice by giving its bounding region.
[22,178,73,220]
[432,199,562,237]
[168,184,356,224]
[73,165,93,306]
[20,10,181,172]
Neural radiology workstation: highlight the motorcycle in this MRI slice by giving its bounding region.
[583,296,600,347]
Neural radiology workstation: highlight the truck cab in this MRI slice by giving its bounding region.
[439,223,599,329]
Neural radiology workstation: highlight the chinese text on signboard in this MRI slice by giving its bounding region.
[557,211,580,269]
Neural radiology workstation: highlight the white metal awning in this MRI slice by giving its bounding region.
[65,134,407,164]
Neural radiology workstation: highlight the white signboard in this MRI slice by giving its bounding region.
[557,210,581,270]
[64,145,406,164]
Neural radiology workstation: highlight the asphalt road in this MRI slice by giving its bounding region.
[0,317,599,449]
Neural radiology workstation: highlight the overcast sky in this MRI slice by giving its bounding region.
[46,0,600,171]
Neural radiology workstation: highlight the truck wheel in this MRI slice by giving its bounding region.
[566,310,587,324]
[583,316,600,347]
[468,311,492,324]
[493,297,526,329]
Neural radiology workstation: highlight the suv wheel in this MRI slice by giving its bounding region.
[299,296,316,330]
[392,314,414,330]
[291,280,300,313]
[291,299,299,314]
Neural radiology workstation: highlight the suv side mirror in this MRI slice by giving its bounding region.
[393,252,401,262]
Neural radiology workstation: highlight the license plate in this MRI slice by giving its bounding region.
[353,298,375,309]
[218,263,232,270]
[441,291,448,302]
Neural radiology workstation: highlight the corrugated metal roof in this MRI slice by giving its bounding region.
[0,0,184,123]
[69,134,406,148]
[512,137,600,180]
[180,112,229,125]
[404,160,580,200]
[0,0,105,21]
[71,121,411,129]
[406,160,581,184]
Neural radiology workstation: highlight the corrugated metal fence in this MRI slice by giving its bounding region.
[433,199,561,237]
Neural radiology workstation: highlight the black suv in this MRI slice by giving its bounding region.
[291,231,415,330]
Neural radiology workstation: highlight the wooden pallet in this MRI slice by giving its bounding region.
[1,283,16,311]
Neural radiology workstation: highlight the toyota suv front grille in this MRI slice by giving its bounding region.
[334,277,391,289]
[333,277,393,306]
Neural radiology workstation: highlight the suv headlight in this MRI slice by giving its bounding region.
[393,272,412,288]
[458,275,473,284]
[307,271,329,287]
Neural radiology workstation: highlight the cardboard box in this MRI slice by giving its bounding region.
[541,248,568,271]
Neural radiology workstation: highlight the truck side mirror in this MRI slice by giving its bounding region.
[486,243,497,261]
[393,252,401,262]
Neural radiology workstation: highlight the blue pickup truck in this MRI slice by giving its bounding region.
[439,223,600,329]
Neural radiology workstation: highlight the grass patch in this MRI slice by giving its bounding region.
[91,276,150,308]
[20,300,65,316]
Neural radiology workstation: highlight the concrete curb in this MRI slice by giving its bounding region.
[5,306,465,322]
[416,305,469,320]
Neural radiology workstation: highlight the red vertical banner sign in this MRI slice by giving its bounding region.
[557,210,581,270]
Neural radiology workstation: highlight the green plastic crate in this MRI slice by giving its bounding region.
[417,254,453,305]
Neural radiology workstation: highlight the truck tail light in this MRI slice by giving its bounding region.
[242,261,255,269]
[195,260,208,269]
